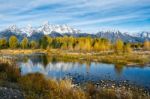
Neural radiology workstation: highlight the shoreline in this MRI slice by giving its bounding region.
[0,62,149,99]
[0,51,150,98]
[0,49,150,66]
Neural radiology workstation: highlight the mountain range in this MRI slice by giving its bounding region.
[0,22,149,42]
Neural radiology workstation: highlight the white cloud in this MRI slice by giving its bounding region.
[0,0,150,32]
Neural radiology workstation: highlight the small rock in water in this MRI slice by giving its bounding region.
[112,85,115,88]
[101,80,104,83]
[96,83,99,85]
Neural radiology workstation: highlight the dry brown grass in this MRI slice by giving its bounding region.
[19,73,87,99]
[0,62,149,99]
[0,49,46,55]
[46,50,150,65]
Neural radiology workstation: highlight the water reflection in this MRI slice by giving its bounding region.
[114,64,124,75]
[18,54,150,88]
[20,59,75,73]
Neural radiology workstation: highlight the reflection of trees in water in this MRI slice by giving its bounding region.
[20,60,76,76]
[29,55,43,63]
[26,54,49,67]
[51,57,57,64]
[22,54,93,71]
[114,64,124,75]
[22,56,29,63]
[78,61,84,65]
[41,55,48,67]
[85,61,91,73]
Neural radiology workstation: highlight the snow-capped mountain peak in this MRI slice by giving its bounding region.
[21,24,35,37]
[4,22,80,36]
[131,31,150,38]
[139,31,150,38]
[38,22,80,34]
[1,23,149,42]
[7,25,21,34]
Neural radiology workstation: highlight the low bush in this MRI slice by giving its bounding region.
[19,73,87,99]
[0,61,149,99]
[0,63,20,82]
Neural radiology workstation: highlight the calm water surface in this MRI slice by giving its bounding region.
[17,54,150,88]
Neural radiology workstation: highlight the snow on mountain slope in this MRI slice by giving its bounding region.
[132,31,150,38]
[7,25,22,34]
[21,24,35,37]
[96,30,147,42]
[37,22,80,34]
[0,22,149,42]
[3,22,80,37]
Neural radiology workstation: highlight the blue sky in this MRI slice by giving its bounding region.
[0,0,150,33]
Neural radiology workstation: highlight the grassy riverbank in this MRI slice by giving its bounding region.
[0,62,149,99]
[47,49,150,65]
[0,49,46,55]
[0,49,150,66]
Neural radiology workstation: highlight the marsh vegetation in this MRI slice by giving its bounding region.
[0,36,150,99]
[0,62,149,99]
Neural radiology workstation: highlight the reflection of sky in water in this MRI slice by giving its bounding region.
[18,57,150,88]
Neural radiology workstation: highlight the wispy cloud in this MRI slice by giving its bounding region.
[0,0,150,33]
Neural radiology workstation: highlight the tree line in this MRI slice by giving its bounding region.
[0,35,150,53]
